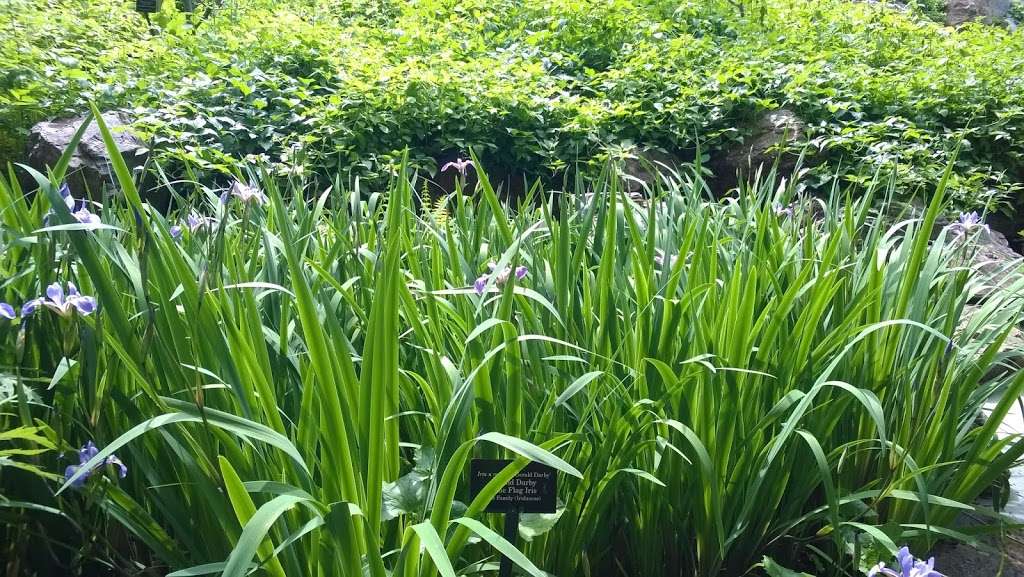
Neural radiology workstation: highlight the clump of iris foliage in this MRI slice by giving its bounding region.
[2,110,1024,576]
[1,0,1023,211]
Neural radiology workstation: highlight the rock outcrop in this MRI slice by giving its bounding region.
[24,112,147,197]
[711,108,810,194]
[950,225,1024,302]
[619,146,683,193]
[946,0,1011,26]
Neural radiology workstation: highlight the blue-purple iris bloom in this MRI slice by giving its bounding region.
[63,441,127,488]
[441,158,474,176]
[473,263,528,294]
[868,547,943,577]
[168,213,216,241]
[473,275,488,295]
[51,183,101,225]
[773,202,793,218]
[22,283,97,318]
[949,211,991,238]
[186,212,216,233]
[0,302,15,320]
[959,211,983,227]
[220,181,266,206]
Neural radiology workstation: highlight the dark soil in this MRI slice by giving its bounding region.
[931,530,1024,576]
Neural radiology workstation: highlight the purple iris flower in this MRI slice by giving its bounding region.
[473,263,528,294]
[63,441,128,488]
[169,225,183,241]
[22,283,97,318]
[0,302,15,320]
[959,211,982,227]
[948,211,991,238]
[474,275,488,295]
[72,206,101,225]
[441,158,474,176]
[220,181,266,206]
[57,183,75,212]
[44,183,98,226]
[59,183,101,225]
[186,212,216,233]
[868,547,943,577]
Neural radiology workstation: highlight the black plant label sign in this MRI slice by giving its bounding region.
[135,0,160,12]
[470,459,556,514]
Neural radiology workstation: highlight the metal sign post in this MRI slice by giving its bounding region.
[135,0,162,13]
[470,459,557,577]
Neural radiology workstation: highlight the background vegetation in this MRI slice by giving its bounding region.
[1,0,1023,211]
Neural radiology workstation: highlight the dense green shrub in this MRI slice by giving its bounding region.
[0,0,141,158]
[1,0,1022,205]
[770,4,1024,207]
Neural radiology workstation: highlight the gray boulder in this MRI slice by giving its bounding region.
[946,0,1011,26]
[950,225,1024,302]
[853,0,911,12]
[25,112,147,197]
[619,146,683,194]
[712,108,810,194]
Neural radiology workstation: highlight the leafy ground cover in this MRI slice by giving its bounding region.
[1,0,1023,212]
[1,113,1023,575]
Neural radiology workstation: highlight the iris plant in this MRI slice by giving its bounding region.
[948,211,991,238]
[441,158,473,176]
[186,212,216,233]
[868,547,943,577]
[221,181,266,205]
[62,183,100,225]
[22,283,96,318]
[474,263,528,294]
[44,184,101,225]
[63,441,127,488]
